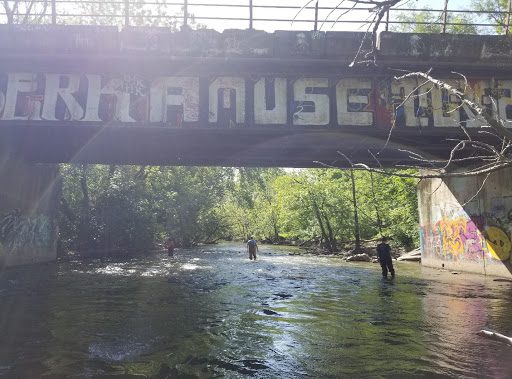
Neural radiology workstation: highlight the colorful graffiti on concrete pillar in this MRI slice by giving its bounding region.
[485,226,512,261]
[421,217,487,262]
[0,209,56,266]
[421,203,512,264]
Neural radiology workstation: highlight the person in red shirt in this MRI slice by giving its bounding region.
[165,238,176,257]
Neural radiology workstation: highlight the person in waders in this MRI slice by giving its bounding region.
[377,237,395,278]
[165,238,176,257]
[247,237,258,261]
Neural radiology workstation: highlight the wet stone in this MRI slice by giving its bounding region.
[273,293,292,299]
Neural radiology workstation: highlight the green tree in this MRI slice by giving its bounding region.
[59,164,233,254]
[354,170,419,249]
[271,168,419,251]
[75,0,203,28]
[147,166,232,247]
[1,0,50,24]
[392,9,478,34]
[59,164,156,254]
[472,0,510,34]
[274,170,355,252]
[221,168,284,242]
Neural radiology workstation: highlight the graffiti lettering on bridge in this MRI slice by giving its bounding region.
[1,73,512,128]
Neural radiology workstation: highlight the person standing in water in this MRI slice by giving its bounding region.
[377,237,395,278]
[165,238,176,257]
[247,237,258,261]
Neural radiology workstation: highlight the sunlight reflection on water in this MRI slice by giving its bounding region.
[181,264,200,270]
[95,264,137,276]
[88,341,148,362]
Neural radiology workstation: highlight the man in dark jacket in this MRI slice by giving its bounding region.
[377,237,395,278]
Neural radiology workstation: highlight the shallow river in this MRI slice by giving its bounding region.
[1,243,512,378]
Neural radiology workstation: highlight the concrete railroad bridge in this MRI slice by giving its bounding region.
[2,25,512,277]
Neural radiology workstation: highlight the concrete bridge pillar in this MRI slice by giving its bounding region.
[418,168,512,277]
[0,156,60,268]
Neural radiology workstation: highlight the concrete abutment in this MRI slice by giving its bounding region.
[0,156,59,268]
[418,168,512,277]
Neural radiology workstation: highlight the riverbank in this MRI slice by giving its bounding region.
[268,239,420,263]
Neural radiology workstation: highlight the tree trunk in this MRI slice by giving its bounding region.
[369,171,384,235]
[271,210,279,242]
[3,2,14,24]
[350,169,362,252]
[78,165,91,253]
[323,213,337,252]
[60,196,76,224]
[310,195,331,251]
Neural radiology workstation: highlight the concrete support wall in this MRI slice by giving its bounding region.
[0,158,60,267]
[418,168,512,277]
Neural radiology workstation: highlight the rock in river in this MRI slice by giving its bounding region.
[397,249,421,262]
[346,253,371,262]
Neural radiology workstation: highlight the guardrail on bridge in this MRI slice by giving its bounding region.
[1,0,512,34]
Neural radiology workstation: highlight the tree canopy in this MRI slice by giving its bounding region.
[392,1,507,34]
[58,164,419,255]
[392,9,478,34]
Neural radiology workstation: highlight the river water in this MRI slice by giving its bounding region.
[1,243,512,378]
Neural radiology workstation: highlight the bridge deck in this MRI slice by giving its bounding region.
[0,27,511,167]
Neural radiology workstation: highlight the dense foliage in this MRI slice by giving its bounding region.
[221,168,419,250]
[59,165,232,254]
[392,0,506,34]
[58,165,419,255]
[393,10,477,34]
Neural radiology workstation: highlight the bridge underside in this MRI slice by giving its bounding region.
[0,123,473,168]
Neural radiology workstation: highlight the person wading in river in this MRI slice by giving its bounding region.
[377,237,395,278]
[165,238,176,257]
[247,237,258,261]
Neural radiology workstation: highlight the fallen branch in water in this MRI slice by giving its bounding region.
[477,330,512,345]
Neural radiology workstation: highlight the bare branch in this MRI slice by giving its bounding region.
[394,70,512,142]
[462,174,490,207]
